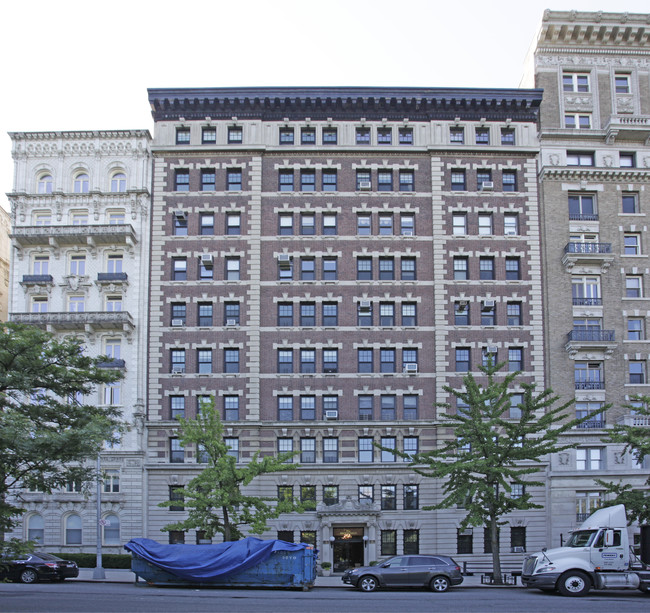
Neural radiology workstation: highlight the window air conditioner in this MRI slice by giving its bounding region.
[483,299,495,308]
[171,367,185,374]
[325,410,339,419]
[324,367,337,374]
[226,319,238,326]
[512,546,525,553]
[200,254,213,265]
[505,229,517,235]
[358,181,372,190]
[486,346,498,354]
[480,181,494,191]
[359,300,372,310]
[278,254,292,269]
[404,363,418,373]
[171,319,185,327]
[402,230,414,236]
[173,210,187,219]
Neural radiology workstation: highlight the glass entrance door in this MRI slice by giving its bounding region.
[332,526,364,572]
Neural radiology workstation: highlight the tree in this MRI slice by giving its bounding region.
[159,400,303,541]
[597,395,650,525]
[402,361,604,584]
[0,323,124,552]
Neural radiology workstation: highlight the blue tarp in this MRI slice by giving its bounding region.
[124,537,310,581]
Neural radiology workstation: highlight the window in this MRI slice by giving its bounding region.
[399,127,413,144]
[624,234,641,255]
[380,349,396,373]
[615,73,631,94]
[484,527,500,554]
[402,303,416,326]
[202,127,216,144]
[357,257,372,280]
[356,127,370,145]
[199,258,213,280]
[277,438,293,462]
[175,127,190,145]
[479,257,495,280]
[379,302,395,326]
[576,448,603,471]
[477,170,492,190]
[300,349,315,373]
[170,439,184,463]
[478,213,493,235]
[620,152,636,168]
[322,213,337,235]
[359,485,373,504]
[401,257,416,280]
[38,174,53,194]
[574,362,603,389]
[323,349,338,373]
[300,396,315,420]
[507,302,522,326]
[379,257,394,280]
[356,170,371,190]
[322,302,338,326]
[300,439,315,463]
[168,531,185,544]
[224,348,239,373]
[102,469,120,494]
[278,396,293,421]
[380,530,397,556]
[300,302,315,326]
[450,127,464,144]
[511,526,526,553]
[400,214,414,236]
[300,170,315,192]
[69,295,85,313]
[509,394,523,419]
[576,492,602,521]
[456,348,470,372]
[572,276,601,305]
[34,212,52,225]
[323,438,338,463]
[565,113,591,129]
[381,437,396,462]
[170,396,185,419]
[322,258,337,281]
[225,257,240,280]
[228,126,242,144]
[358,349,373,373]
[224,438,239,461]
[169,485,185,511]
[301,127,316,144]
[399,170,414,192]
[455,301,469,325]
[402,348,418,371]
[475,128,489,145]
[278,303,293,327]
[27,514,44,543]
[110,172,126,192]
[197,395,211,416]
[403,433,419,456]
[563,72,590,92]
[452,213,467,235]
[481,301,495,326]
[227,169,242,191]
[197,213,213,235]
[197,349,212,374]
[65,514,82,545]
[279,127,294,145]
[356,214,371,236]
[502,170,517,192]
[225,302,240,325]
[226,213,241,235]
[381,485,396,510]
[74,173,89,193]
[322,127,337,145]
[200,169,216,191]
[104,339,121,361]
[457,530,473,554]
[173,213,188,236]
[171,349,186,373]
[71,211,88,225]
[377,128,392,144]
[508,348,523,372]
[175,170,190,191]
[377,170,393,192]
[323,485,339,506]
[451,170,466,191]
[380,395,396,420]
[279,170,294,191]
[629,360,646,384]
[358,395,373,420]
[627,318,645,340]
[278,258,293,281]
[359,437,374,462]
[501,129,515,145]
[622,193,639,214]
[300,258,315,281]
[68,254,85,277]
[626,275,643,297]
[454,257,468,280]
[322,170,337,192]
[279,214,293,236]
[378,214,393,236]
[504,213,519,234]
[567,152,594,167]
[404,484,419,510]
[32,255,49,276]
[105,295,122,312]
[300,214,315,235]
[505,257,521,280]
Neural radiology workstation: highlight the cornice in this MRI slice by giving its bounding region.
[9,130,151,141]
[539,167,650,182]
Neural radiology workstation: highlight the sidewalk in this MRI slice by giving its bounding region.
[73,568,524,588]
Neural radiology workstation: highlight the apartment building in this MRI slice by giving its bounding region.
[0,206,10,321]
[6,130,152,552]
[525,10,650,546]
[145,87,545,568]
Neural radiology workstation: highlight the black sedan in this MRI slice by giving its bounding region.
[0,552,79,583]
[342,554,463,592]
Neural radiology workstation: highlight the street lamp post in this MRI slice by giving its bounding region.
[93,453,105,580]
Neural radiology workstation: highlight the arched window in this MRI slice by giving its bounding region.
[103,514,120,545]
[65,513,82,544]
[110,172,126,193]
[38,174,53,194]
[73,173,89,194]
[27,514,44,543]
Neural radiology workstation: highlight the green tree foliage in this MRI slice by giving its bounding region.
[159,400,302,541]
[403,361,604,584]
[598,395,650,524]
[0,323,124,550]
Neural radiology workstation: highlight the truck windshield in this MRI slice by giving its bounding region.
[565,530,598,547]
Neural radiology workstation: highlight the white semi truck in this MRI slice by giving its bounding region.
[521,504,650,596]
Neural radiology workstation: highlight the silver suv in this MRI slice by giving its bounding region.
[342,554,463,592]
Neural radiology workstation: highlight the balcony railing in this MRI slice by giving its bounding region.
[97,359,126,369]
[10,311,135,331]
[572,297,603,306]
[575,419,606,429]
[97,272,128,282]
[569,213,599,221]
[10,224,137,248]
[567,329,615,342]
[21,274,53,284]
[575,380,605,390]
[564,242,612,254]
[617,414,650,427]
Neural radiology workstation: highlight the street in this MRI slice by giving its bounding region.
[0,582,648,613]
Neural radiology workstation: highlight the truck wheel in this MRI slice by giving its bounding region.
[19,569,38,584]
[430,576,450,592]
[557,571,590,597]
[359,575,378,592]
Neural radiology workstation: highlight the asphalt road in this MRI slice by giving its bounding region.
[0,582,649,613]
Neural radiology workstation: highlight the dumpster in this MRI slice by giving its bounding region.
[124,537,316,589]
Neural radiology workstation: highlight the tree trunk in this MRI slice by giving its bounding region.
[223,506,231,542]
[490,515,503,585]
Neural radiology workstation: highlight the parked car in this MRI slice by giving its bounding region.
[342,554,463,592]
[0,552,79,583]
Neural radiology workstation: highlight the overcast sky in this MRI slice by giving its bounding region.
[2,0,649,211]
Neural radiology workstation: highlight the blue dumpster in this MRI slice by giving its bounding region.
[125,537,316,589]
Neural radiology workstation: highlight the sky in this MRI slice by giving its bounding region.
[1,0,649,211]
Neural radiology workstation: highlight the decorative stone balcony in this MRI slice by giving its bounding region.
[566,328,616,356]
[10,311,135,333]
[605,114,650,144]
[96,272,129,287]
[562,242,614,272]
[617,413,650,427]
[97,358,126,369]
[20,274,54,286]
[574,380,605,391]
[10,224,137,249]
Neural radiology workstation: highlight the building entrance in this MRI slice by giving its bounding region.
[332,526,364,572]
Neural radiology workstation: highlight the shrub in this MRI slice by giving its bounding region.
[48,553,132,569]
